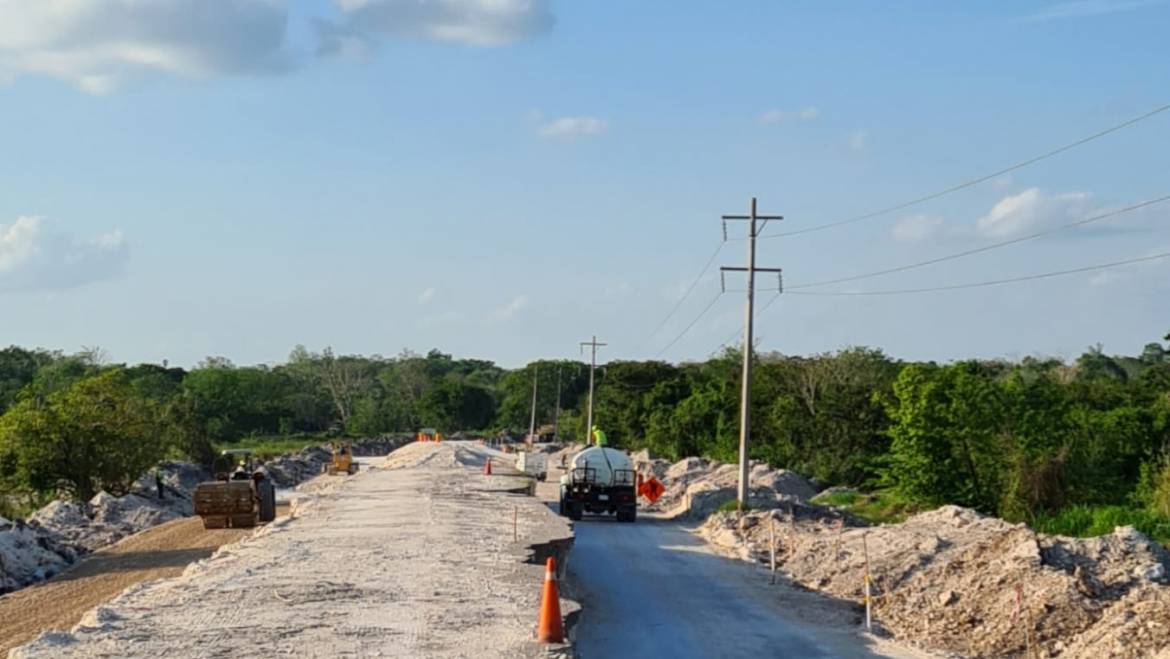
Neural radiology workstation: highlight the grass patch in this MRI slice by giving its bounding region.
[715,499,754,513]
[812,488,925,525]
[1032,505,1170,545]
[215,433,333,460]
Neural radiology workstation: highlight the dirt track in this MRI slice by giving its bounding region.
[0,512,270,655]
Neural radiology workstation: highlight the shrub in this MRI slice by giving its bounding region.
[1033,505,1170,544]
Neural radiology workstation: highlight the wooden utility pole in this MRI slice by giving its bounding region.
[721,198,782,507]
[527,367,538,446]
[580,336,606,445]
[553,366,563,442]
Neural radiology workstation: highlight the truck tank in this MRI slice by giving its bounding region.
[565,446,634,487]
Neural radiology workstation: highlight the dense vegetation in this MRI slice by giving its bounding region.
[1,336,1168,542]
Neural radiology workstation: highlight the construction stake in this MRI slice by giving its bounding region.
[862,532,872,632]
[769,515,777,585]
[513,505,518,542]
[834,517,844,562]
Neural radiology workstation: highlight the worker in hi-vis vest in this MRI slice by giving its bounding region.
[591,426,607,446]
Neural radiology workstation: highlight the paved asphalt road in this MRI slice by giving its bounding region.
[567,514,923,659]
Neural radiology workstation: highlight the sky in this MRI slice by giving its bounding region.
[0,0,1168,369]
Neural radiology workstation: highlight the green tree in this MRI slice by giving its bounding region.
[883,363,1005,511]
[0,346,55,414]
[0,370,168,501]
[418,380,495,430]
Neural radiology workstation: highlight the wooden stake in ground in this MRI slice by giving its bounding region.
[1019,582,1039,659]
[513,505,518,543]
[862,532,872,632]
[834,517,844,562]
[769,515,777,585]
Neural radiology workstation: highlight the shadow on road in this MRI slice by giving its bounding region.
[54,547,219,582]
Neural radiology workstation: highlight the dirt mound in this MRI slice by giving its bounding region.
[258,437,413,486]
[647,456,817,518]
[700,504,1170,658]
[351,435,413,456]
[0,523,76,593]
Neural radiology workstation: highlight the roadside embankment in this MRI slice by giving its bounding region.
[701,504,1170,659]
[11,440,575,658]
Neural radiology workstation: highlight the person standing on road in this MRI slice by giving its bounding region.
[155,470,165,500]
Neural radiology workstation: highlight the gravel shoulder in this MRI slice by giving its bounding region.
[9,441,573,658]
[0,516,253,656]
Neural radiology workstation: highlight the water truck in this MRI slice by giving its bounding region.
[558,446,637,522]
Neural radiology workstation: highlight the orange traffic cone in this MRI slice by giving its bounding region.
[484,458,492,475]
[537,557,564,643]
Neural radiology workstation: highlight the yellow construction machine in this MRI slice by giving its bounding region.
[193,449,277,529]
[324,441,359,475]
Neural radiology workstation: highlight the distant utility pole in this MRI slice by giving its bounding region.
[721,197,783,507]
[528,367,539,446]
[553,366,563,442]
[580,336,607,446]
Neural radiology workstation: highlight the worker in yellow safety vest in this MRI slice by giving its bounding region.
[591,426,607,446]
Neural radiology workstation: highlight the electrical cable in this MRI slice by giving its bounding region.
[654,291,725,358]
[645,241,726,343]
[763,102,1170,239]
[786,250,1170,296]
[788,194,1170,289]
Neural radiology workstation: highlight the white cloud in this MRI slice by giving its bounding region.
[976,188,1091,238]
[758,107,819,124]
[891,214,944,243]
[1022,0,1161,22]
[0,0,294,93]
[1089,270,1126,287]
[418,287,436,304]
[846,129,869,153]
[322,0,554,52]
[486,295,528,322]
[417,310,465,328]
[603,281,632,298]
[537,116,608,140]
[0,216,128,292]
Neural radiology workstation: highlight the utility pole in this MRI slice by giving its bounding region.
[721,197,782,507]
[553,366,563,442]
[580,336,607,446]
[528,367,538,446]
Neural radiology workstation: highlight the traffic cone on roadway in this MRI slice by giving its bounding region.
[484,458,492,475]
[537,557,564,643]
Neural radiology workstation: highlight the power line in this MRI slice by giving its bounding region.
[786,250,1170,296]
[764,102,1170,239]
[715,290,780,354]
[645,241,726,342]
[788,194,1170,290]
[655,291,725,358]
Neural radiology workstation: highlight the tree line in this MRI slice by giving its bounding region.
[1,336,1168,540]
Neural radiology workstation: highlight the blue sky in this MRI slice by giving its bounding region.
[1,0,1168,368]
